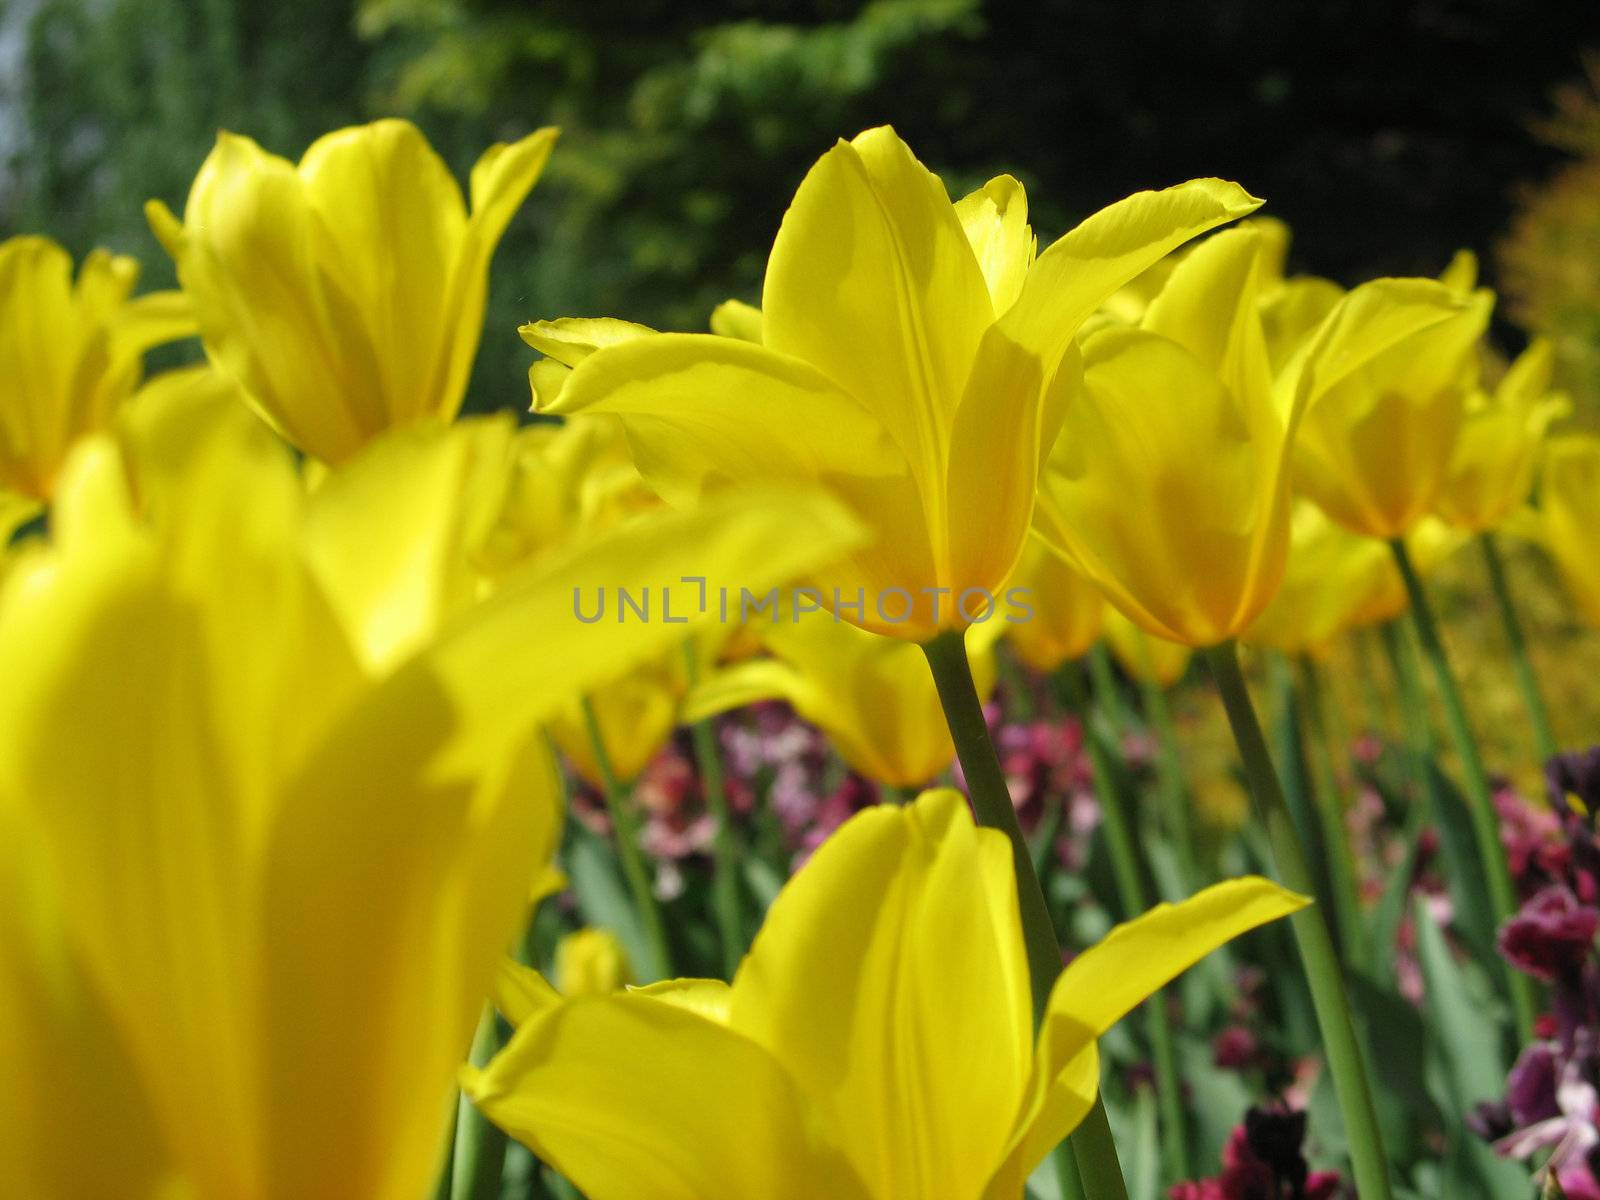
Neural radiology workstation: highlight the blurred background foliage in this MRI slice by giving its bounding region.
[3,0,1598,415]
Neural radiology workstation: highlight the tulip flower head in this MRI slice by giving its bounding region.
[1519,435,1600,630]
[466,789,1306,1200]
[147,118,557,463]
[1288,276,1489,540]
[1036,226,1293,646]
[1434,338,1571,534]
[0,235,192,501]
[0,399,860,1199]
[535,126,1262,640]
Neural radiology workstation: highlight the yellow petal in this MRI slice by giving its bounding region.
[1287,277,1486,538]
[468,126,560,247]
[1005,878,1308,1178]
[519,315,656,367]
[709,298,764,343]
[402,481,867,756]
[1038,327,1287,645]
[256,704,558,1200]
[466,994,869,1200]
[298,119,474,428]
[955,174,1036,314]
[762,126,993,504]
[302,416,515,671]
[555,931,634,997]
[538,333,946,637]
[1000,178,1263,379]
[1537,436,1600,629]
[1102,606,1192,687]
[1142,225,1274,411]
[1049,877,1308,1043]
[728,789,1033,1196]
[0,807,178,1200]
[494,959,562,1028]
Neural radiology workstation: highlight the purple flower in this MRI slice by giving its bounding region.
[1493,1031,1600,1191]
[1499,886,1600,983]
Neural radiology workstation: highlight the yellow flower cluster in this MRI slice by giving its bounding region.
[0,115,1589,1200]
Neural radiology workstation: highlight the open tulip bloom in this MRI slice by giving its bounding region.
[0,395,862,1199]
[147,119,557,464]
[531,125,1262,641]
[466,789,1305,1200]
[0,235,192,507]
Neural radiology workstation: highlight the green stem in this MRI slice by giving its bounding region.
[451,1007,509,1200]
[581,697,673,981]
[1202,641,1393,1200]
[921,631,1129,1200]
[682,641,745,979]
[1389,539,1536,1040]
[1065,660,1189,1184]
[1480,531,1559,763]
[1297,656,1370,973]
[1135,657,1198,885]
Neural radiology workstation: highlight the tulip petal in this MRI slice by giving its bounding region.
[1001,179,1263,378]
[709,298,764,343]
[955,175,1035,314]
[303,417,515,671]
[1048,876,1308,1050]
[494,959,563,1028]
[1143,225,1274,412]
[762,126,993,555]
[681,658,811,723]
[1038,328,1285,645]
[469,127,560,247]
[536,333,940,636]
[520,316,655,368]
[466,995,869,1200]
[998,878,1307,1184]
[0,808,178,1200]
[161,133,380,459]
[256,693,557,1200]
[401,481,866,756]
[728,789,1033,1197]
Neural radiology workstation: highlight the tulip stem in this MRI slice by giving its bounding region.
[921,630,1129,1200]
[682,641,745,979]
[1389,538,1537,1040]
[1065,658,1189,1184]
[452,1007,509,1200]
[581,697,673,982]
[1479,531,1559,763]
[1202,641,1393,1200]
[1123,639,1200,890]
[1295,656,1370,974]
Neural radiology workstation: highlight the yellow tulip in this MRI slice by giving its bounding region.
[146,118,557,463]
[534,125,1261,640]
[1434,338,1570,533]
[1102,606,1191,689]
[1289,276,1489,540]
[1242,502,1464,655]
[1004,536,1105,673]
[682,609,1002,789]
[1035,226,1293,645]
[554,929,633,997]
[0,407,860,1199]
[0,235,192,501]
[1520,434,1600,629]
[466,789,1305,1200]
